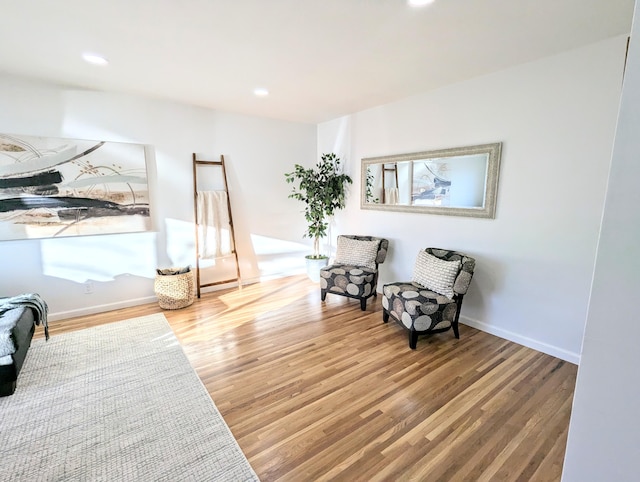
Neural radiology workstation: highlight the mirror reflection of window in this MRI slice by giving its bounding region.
[396,162,411,205]
[449,154,488,208]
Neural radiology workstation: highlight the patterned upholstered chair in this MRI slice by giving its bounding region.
[320,235,389,310]
[382,247,475,349]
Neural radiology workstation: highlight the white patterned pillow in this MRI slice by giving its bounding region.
[334,237,380,269]
[412,250,461,299]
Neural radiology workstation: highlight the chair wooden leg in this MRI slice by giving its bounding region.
[452,295,463,339]
[409,329,418,350]
[360,298,367,311]
[452,321,460,339]
[321,290,327,301]
[383,309,389,323]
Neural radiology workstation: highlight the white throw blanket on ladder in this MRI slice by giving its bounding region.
[196,190,232,258]
[385,187,399,204]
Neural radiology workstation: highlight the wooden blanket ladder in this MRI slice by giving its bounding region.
[192,154,241,298]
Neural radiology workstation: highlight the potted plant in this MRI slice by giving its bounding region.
[285,153,352,281]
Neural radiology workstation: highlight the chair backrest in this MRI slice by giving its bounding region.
[340,235,389,266]
[425,247,475,295]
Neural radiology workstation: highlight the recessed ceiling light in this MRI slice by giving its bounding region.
[82,53,109,66]
[408,0,435,6]
[253,88,269,97]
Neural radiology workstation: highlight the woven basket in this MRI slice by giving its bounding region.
[154,270,195,310]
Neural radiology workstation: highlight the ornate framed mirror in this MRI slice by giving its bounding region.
[361,142,502,218]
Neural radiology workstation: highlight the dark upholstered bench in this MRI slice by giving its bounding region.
[0,307,36,397]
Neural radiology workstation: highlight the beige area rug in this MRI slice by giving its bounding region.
[0,313,258,481]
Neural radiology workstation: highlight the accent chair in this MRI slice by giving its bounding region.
[382,247,475,349]
[320,235,389,310]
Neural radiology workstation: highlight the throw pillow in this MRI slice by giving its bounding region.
[334,237,380,269]
[412,250,461,299]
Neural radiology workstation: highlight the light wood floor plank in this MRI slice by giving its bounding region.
[38,274,577,481]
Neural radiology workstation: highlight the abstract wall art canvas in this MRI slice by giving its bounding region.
[0,133,152,241]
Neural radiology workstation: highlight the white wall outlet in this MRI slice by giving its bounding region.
[84,281,94,294]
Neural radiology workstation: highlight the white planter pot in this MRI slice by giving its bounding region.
[305,256,329,282]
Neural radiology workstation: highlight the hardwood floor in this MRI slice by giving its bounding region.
[39,275,577,481]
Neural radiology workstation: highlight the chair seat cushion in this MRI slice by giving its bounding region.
[382,282,458,332]
[320,264,377,297]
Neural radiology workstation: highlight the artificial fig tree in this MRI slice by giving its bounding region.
[285,153,352,258]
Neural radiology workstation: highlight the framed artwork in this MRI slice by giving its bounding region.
[0,133,152,241]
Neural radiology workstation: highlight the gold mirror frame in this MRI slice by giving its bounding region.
[361,142,502,219]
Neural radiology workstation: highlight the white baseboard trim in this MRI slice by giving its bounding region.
[49,296,158,322]
[49,277,263,322]
[460,315,580,365]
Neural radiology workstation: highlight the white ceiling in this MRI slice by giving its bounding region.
[0,0,635,124]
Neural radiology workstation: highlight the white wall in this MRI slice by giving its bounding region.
[0,36,627,363]
[562,2,640,479]
[318,36,627,362]
[0,74,315,320]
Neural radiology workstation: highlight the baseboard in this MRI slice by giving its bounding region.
[460,315,580,365]
[49,296,158,322]
[49,277,263,322]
